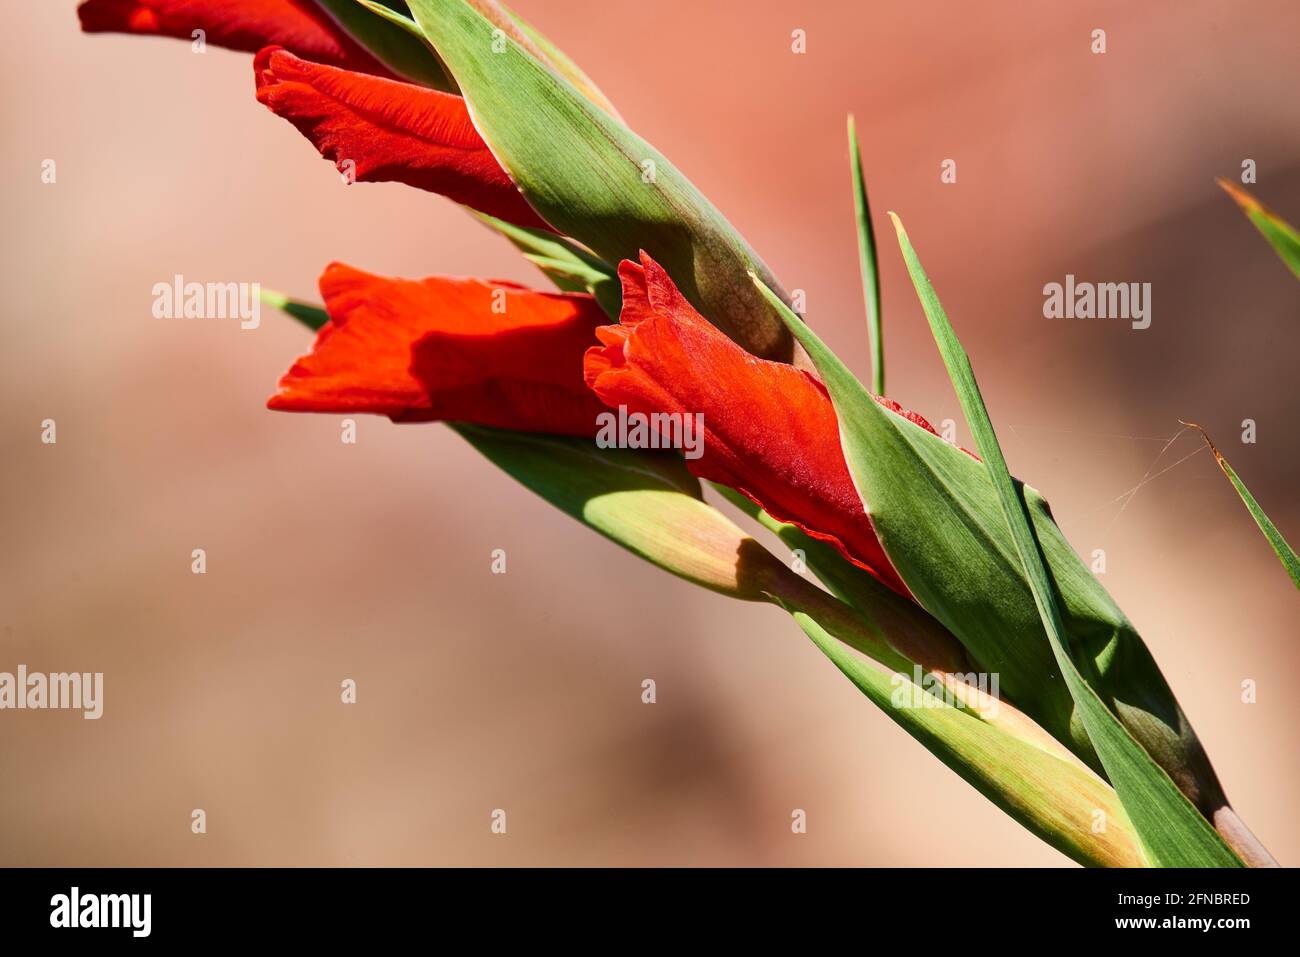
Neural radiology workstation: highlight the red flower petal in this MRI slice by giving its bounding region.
[253,47,551,231]
[77,0,390,75]
[585,253,939,596]
[269,263,609,436]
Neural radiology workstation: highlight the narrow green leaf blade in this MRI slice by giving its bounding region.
[751,265,1242,865]
[713,482,973,676]
[848,115,884,394]
[746,253,1240,861]
[882,214,1241,867]
[406,0,794,360]
[791,611,1146,868]
[452,428,903,679]
[521,255,621,317]
[457,424,1149,868]
[472,211,622,317]
[314,0,457,90]
[453,425,784,601]
[1184,422,1300,590]
[263,293,1144,866]
[1218,178,1300,280]
[260,288,329,330]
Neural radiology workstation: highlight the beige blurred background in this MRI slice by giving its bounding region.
[1,1,1297,866]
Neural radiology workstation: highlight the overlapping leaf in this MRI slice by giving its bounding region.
[794,612,1144,868]
[405,0,795,361]
[315,0,455,89]
[884,216,1241,867]
[753,230,1242,864]
[472,211,622,317]
[264,295,1145,866]
[469,422,1146,867]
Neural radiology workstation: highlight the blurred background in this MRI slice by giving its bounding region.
[1,1,1297,866]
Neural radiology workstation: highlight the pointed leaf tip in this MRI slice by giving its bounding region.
[884,225,1244,867]
[1181,420,1300,590]
[1217,179,1300,280]
[848,122,883,394]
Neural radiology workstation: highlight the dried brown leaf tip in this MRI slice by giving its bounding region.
[1216,177,1264,215]
[1179,420,1227,471]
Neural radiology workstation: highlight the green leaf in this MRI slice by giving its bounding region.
[848,115,883,395]
[712,482,972,676]
[354,0,620,117]
[460,427,935,677]
[260,288,329,331]
[883,214,1242,867]
[751,261,1123,765]
[461,428,1146,867]
[259,288,1146,865]
[792,611,1145,867]
[472,211,622,317]
[752,235,1242,865]
[1183,422,1300,590]
[716,481,1154,867]
[455,425,775,598]
[499,2,622,121]
[406,0,795,361]
[314,0,457,90]
[1219,178,1300,280]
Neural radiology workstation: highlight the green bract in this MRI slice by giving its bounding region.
[318,0,456,90]
[754,228,1243,865]
[406,0,795,361]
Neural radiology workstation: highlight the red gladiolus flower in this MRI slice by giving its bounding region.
[269,263,609,435]
[584,253,936,596]
[253,47,551,231]
[77,0,391,75]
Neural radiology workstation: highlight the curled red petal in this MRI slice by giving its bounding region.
[77,0,390,75]
[585,253,940,596]
[253,47,551,231]
[269,263,609,436]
